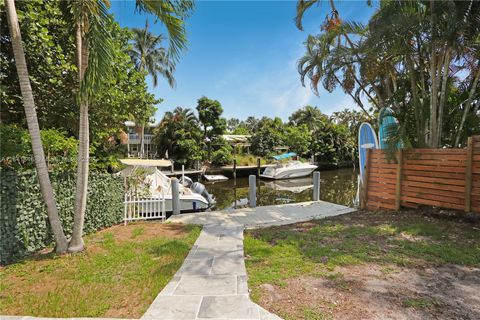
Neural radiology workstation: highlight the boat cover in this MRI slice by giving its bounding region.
[273,152,297,160]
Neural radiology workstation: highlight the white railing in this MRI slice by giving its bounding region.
[127,134,153,143]
[124,192,166,224]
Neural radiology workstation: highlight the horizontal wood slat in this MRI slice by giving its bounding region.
[401,180,465,192]
[402,164,466,173]
[400,195,464,210]
[365,139,479,213]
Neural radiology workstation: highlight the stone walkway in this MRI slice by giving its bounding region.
[142,201,355,320]
[2,201,355,320]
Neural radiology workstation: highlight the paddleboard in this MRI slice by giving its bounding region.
[358,122,378,180]
[378,107,401,149]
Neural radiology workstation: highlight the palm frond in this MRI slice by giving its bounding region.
[135,0,193,63]
[76,0,115,103]
[295,0,319,31]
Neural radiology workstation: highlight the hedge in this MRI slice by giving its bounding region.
[0,169,124,264]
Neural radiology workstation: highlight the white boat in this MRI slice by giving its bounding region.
[203,174,229,182]
[145,169,213,212]
[119,166,214,212]
[260,161,318,179]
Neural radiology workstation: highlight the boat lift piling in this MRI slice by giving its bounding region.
[257,158,261,177]
[233,159,237,209]
[171,178,180,215]
[313,171,321,201]
[249,175,256,208]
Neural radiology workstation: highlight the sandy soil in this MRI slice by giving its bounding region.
[258,263,480,320]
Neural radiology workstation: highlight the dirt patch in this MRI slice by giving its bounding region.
[93,222,189,243]
[258,263,480,320]
[247,208,480,319]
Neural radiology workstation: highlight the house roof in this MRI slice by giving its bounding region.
[124,121,158,128]
[222,135,251,143]
[119,159,172,167]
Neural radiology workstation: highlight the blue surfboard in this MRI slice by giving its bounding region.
[358,122,378,180]
[378,107,401,149]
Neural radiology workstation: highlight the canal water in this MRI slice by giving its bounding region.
[206,168,358,210]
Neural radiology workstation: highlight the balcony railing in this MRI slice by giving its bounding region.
[128,134,153,144]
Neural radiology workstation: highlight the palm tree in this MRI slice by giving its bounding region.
[289,105,327,131]
[69,0,193,252]
[68,0,115,252]
[129,20,176,158]
[4,0,69,253]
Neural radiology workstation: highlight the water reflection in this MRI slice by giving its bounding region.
[206,168,358,210]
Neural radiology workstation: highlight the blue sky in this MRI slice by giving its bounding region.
[110,0,377,122]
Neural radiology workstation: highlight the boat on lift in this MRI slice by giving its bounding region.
[260,152,317,180]
[119,165,215,212]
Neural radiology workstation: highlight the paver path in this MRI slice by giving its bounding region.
[142,201,356,320]
[2,202,354,320]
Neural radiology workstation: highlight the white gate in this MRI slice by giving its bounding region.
[124,192,166,224]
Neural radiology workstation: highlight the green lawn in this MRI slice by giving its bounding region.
[244,210,480,319]
[0,223,201,318]
[233,154,268,166]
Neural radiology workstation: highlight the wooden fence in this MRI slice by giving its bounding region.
[362,135,480,213]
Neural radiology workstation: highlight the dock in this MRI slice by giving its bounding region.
[163,169,203,177]
[167,200,356,228]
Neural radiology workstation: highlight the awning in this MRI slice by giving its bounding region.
[119,159,172,167]
[272,152,297,160]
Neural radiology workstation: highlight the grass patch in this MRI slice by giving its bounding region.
[233,154,267,166]
[0,222,200,318]
[244,209,480,319]
[403,297,438,309]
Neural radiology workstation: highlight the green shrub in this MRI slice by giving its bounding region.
[0,169,124,264]
[211,145,233,166]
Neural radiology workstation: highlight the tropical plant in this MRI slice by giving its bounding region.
[296,0,480,148]
[196,96,227,160]
[129,20,176,157]
[211,144,233,166]
[4,0,69,252]
[288,105,329,131]
[68,0,193,252]
[153,107,202,166]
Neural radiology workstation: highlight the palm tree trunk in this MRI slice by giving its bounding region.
[407,56,424,146]
[454,65,480,146]
[429,52,438,148]
[436,48,451,147]
[69,24,89,253]
[5,0,68,253]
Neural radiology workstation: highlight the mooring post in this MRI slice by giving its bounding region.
[257,158,261,177]
[233,159,237,209]
[171,178,180,215]
[181,164,185,184]
[249,174,256,208]
[170,161,174,173]
[313,171,320,201]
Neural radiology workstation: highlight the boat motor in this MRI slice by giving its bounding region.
[191,182,216,207]
[180,175,193,187]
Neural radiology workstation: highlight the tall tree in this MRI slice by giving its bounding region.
[4,0,69,253]
[68,0,115,253]
[69,0,193,252]
[129,20,176,158]
[296,0,480,148]
[196,96,227,160]
[288,105,328,131]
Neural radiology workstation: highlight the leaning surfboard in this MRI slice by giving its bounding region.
[378,107,401,149]
[358,122,378,181]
